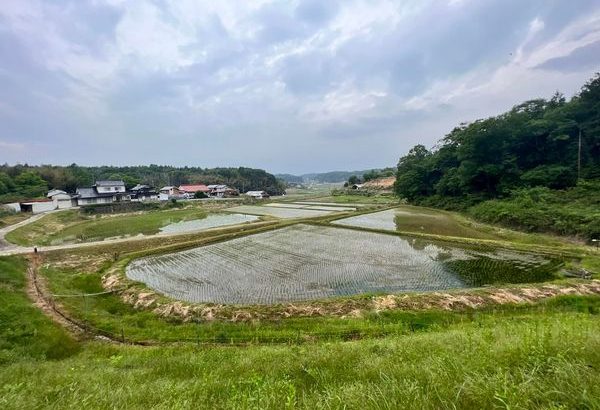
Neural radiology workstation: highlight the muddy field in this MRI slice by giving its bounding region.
[126,224,559,305]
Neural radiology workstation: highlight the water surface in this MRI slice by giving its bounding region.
[128,225,560,305]
[159,213,259,234]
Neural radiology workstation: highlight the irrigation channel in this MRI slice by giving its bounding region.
[127,224,562,305]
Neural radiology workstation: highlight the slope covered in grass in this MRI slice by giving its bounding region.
[469,182,600,240]
[0,256,78,365]
[5,207,208,246]
[1,255,600,408]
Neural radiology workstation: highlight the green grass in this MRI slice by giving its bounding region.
[2,258,600,408]
[0,256,79,365]
[38,260,594,344]
[1,302,599,408]
[468,182,600,241]
[392,205,498,239]
[5,207,209,246]
[314,194,400,204]
[0,210,29,229]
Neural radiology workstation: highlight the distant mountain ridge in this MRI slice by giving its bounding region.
[276,169,387,184]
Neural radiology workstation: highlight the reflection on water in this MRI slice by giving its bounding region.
[127,224,562,305]
[159,213,259,234]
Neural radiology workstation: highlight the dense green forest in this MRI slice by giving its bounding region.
[0,165,286,202]
[394,74,600,240]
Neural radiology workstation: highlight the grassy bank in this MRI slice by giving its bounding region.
[2,256,600,408]
[5,207,210,246]
[1,256,599,409]
[0,256,78,365]
[0,210,30,229]
[469,182,600,241]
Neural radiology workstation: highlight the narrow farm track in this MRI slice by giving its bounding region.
[0,219,280,257]
[0,211,60,253]
[25,254,147,346]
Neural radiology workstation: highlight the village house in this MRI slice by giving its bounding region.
[245,190,270,199]
[47,189,76,209]
[75,180,130,206]
[159,186,184,201]
[178,184,210,197]
[130,184,159,201]
[207,184,239,198]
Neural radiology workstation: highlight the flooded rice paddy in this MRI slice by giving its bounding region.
[266,203,357,211]
[332,209,398,230]
[159,213,259,234]
[224,205,335,219]
[126,224,560,305]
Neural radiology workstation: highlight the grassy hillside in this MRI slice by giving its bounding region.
[469,182,600,240]
[392,74,600,241]
[0,257,78,364]
[6,207,209,246]
[1,255,600,408]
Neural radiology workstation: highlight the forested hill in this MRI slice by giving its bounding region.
[394,73,600,240]
[395,73,600,205]
[0,165,286,202]
[277,169,391,183]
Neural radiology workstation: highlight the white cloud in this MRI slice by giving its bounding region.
[0,0,598,172]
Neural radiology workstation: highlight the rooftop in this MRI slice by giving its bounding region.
[95,180,125,187]
[179,184,209,192]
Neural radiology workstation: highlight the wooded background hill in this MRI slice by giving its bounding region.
[0,165,286,202]
[394,73,600,239]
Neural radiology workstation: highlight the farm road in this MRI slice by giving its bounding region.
[0,212,272,257]
[0,211,56,254]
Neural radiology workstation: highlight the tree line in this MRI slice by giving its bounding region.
[394,73,600,208]
[0,164,286,203]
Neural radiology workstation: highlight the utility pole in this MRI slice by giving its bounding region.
[578,128,582,180]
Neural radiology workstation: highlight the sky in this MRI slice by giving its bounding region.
[1,0,599,174]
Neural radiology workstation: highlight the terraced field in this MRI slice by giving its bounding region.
[265,203,357,211]
[159,213,259,234]
[224,205,335,219]
[333,207,498,239]
[126,224,559,304]
[332,209,398,230]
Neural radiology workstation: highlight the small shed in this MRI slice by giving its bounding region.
[20,199,56,214]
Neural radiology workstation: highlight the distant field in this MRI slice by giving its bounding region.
[265,203,357,211]
[5,207,210,246]
[224,205,335,219]
[321,194,400,204]
[333,206,499,240]
[292,201,369,207]
[126,224,558,304]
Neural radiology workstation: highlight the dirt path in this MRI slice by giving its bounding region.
[25,254,136,344]
[0,211,58,253]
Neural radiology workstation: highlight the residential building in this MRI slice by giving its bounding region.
[159,186,184,201]
[47,189,76,209]
[178,184,210,196]
[245,190,270,199]
[207,185,238,198]
[75,180,130,206]
[130,184,159,201]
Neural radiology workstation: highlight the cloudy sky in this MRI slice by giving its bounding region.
[1,0,599,174]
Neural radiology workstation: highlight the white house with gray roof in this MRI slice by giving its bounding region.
[75,180,130,206]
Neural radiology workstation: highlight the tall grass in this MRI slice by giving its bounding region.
[0,256,78,364]
[0,309,599,409]
[2,255,600,408]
